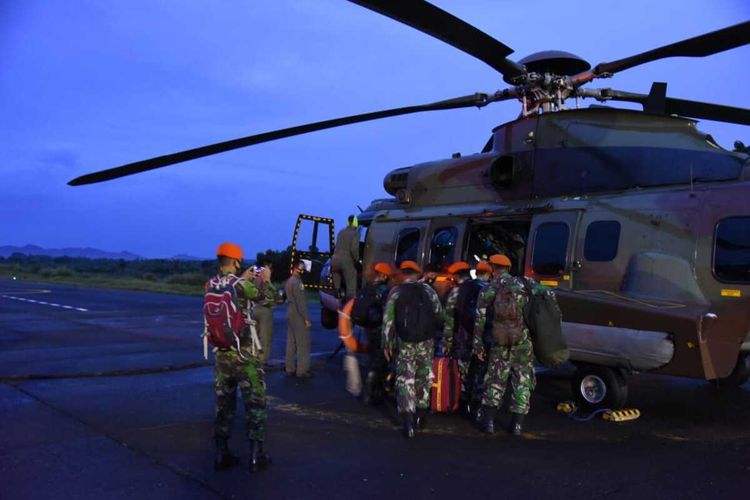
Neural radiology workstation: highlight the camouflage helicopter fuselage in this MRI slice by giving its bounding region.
[357,107,750,381]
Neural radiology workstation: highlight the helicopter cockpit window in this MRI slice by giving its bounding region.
[584,221,621,262]
[429,227,458,270]
[714,217,750,283]
[396,228,420,266]
[532,222,569,276]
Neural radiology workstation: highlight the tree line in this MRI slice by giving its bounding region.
[0,246,294,286]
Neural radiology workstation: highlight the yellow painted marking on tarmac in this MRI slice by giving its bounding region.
[602,409,641,422]
[0,289,51,295]
[720,289,742,298]
[556,401,577,414]
[540,280,558,287]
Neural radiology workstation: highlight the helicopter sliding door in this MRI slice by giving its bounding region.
[526,210,582,290]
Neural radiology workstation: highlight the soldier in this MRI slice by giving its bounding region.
[442,261,481,415]
[473,254,535,436]
[466,260,493,417]
[207,242,271,472]
[252,262,276,366]
[285,260,312,377]
[383,260,444,438]
[331,215,360,300]
[359,262,394,405]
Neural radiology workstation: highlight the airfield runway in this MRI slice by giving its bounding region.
[1,278,748,499]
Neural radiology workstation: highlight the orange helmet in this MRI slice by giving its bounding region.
[476,261,492,273]
[374,262,394,276]
[399,260,421,273]
[447,261,470,274]
[216,242,243,260]
[489,254,511,267]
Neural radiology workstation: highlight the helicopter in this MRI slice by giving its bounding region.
[69,0,750,410]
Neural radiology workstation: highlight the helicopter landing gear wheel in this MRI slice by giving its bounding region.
[571,365,628,412]
[714,353,750,387]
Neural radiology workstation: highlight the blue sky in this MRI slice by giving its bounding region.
[1,0,748,258]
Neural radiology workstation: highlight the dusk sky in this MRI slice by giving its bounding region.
[2,1,749,259]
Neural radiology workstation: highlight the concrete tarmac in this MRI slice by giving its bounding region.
[1,279,749,499]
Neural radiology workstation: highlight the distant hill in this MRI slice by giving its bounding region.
[0,245,212,261]
[0,245,143,260]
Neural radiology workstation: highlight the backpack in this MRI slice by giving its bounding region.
[490,279,526,346]
[351,283,385,328]
[453,279,483,354]
[395,282,436,343]
[203,273,246,350]
[522,279,568,367]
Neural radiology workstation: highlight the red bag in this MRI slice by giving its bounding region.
[431,357,460,413]
[203,273,245,350]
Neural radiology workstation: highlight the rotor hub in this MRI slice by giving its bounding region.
[505,50,591,84]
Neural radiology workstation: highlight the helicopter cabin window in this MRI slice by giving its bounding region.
[714,217,750,283]
[532,222,569,276]
[429,227,458,270]
[584,221,621,262]
[395,228,421,266]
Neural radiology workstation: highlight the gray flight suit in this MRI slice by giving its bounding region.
[284,275,311,376]
[331,225,359,300]
[252,281,276,364]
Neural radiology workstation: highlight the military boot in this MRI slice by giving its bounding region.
[479,405,497,434]
[415,408,428,431]
[214,437,239,471]
[248,440,272,472]
[401,412,415,439]
[509,413,525,436]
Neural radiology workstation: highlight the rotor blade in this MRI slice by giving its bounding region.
[571,21,750,86]
[348,0,525,80]
[598,88,750,126]
[68,93,498,186]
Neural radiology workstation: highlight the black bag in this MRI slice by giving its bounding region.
[351,283,384,328]
[453,279,483,354]
[522,280,568,367]
[395,282,436,342]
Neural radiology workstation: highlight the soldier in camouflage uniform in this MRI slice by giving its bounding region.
[209,242,271,472]
[472,254,536,436]
[466,261,493,417]
[362,262,394,405]
[441,261,473,407]
[252,262,276,365]
[382,260,444,438]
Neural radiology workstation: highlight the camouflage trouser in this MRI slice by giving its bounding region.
[395,339,434,414]
[214,349,267,442]
[467,355,488,403]
[481,338,536,415]
[456,356,470,396]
